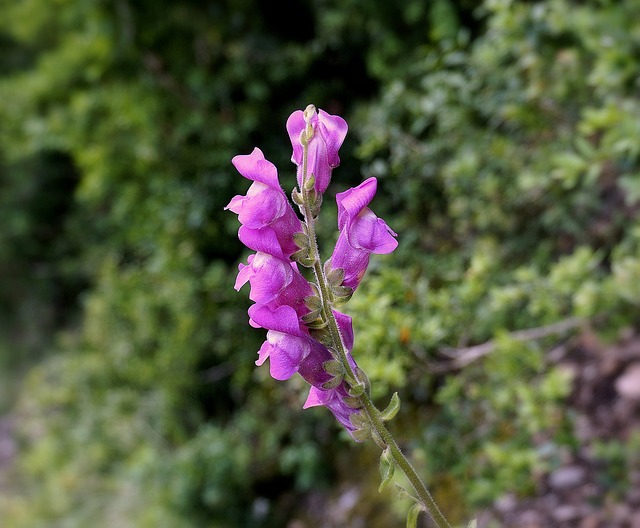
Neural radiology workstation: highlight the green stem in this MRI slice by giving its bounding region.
[359,395,452,528]
[298,135,452,528]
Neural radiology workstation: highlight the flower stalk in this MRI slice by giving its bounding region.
[227,103,456,528]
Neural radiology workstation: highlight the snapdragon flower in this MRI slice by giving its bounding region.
[226,131,364,436]
[286,105,348,194]
[235,252,313,317]
[248,302,361,435]
[327,177,398,291]
[226,147,303,260]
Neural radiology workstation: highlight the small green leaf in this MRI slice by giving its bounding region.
[378,447,395,492]
[379,392,401,422]
[406,503,423,528]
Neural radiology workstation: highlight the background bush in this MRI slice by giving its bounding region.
[0,0,639,526]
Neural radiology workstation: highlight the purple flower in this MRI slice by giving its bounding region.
[328,177,398,290]
[227,109,382,439]
[304,384,359,434]
[251,303,363,436]
[250,304,314,380]
[248,304,355,382]
[286,107,348,194]
[226,147,303,259]
[235,252,313,317]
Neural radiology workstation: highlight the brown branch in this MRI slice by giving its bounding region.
[430,316,586,373]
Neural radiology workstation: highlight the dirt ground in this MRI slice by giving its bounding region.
[478,327,640,528]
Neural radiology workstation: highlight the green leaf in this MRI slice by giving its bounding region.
[378,446,395,492]
[406,503,423,528]
[379,392,401,422]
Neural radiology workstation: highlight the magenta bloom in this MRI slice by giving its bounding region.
[328,177,398,290]
[226,147,303,259]
[235,252,313,317]
[250,302,362,436]
[304,385,358,433]
[250,304,314,380]
[226,109,389,439]
[248,303,356,381]
[286,107,348,194]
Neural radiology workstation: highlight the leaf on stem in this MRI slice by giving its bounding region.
[406,503,424,528]
[379,392,401,422]
[378,446,395,493]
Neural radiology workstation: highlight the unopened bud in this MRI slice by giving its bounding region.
[304,173,316,192]
[303,104,317,123]
[299,129,308,147]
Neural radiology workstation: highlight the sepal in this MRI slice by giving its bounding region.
[349,412,371,442]
[323,359,345,377]
[302,295,323,322]
[291,188,304,206]
[330,286,353,307]
[371,427,386,449]
[305,317,328,330]
[324,261,345,288]
[350,427,371,442]
[355,368,371,396]
[349,412,368,429]
[342,396,362,408]
[291,247,314,267]
[321,375,343,390]
[309,327,332,346]
[293,231,310,250]
[308,191,323,218]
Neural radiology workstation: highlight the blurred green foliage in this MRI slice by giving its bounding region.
[0,0,639,526]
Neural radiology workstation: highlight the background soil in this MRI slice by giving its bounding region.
[479,327,640,528]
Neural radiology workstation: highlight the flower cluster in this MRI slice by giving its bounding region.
[226,105,397,438]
